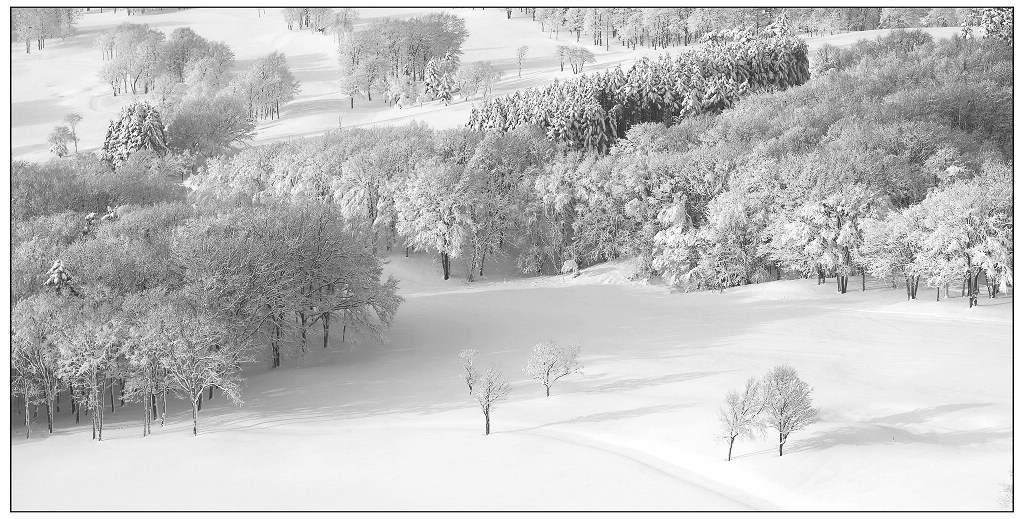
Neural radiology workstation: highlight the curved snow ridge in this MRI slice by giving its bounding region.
[515,427,781,511]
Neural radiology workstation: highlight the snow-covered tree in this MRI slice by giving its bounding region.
[148,292,248,436]
[12,293,65,436]
[473,366,512,435]
[458,349,480,395]
[395,159,470,280]
[101,101,169,169]
[47,126,72,158]
[861,206,927,299]
[523,340,583,397]
[916,165,1013,307]
[718,377,766,461]
[770,185,879,293]
[515,46,528,77]
[424,52,460,105]
[762,364,818,456]
[63,113,83,152]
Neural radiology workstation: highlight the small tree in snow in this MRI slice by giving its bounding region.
[474,366,511,435]
[63,113,83,152]
[561,258,579,278]
[458,349,480,395]
[515,45,528,77]
[523,340,583,397]
[762,364,818,456]
[48,126,73,157]
[718,377,765,461]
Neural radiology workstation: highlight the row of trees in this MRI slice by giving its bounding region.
[513,7,970,49]
[458,341,583,434]
[468,23,810,152]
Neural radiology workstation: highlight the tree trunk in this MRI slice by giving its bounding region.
[209,386,214,401]
[161,388,167,427]
[109,379,116,414]
[24,384,30,439]
[728,435,735,461]
[323,313,330,349]
[862,269,866,291]
[779,433,784,456]
[197,391,203,412]
[484,409,490,435]
[192,398,199,436]
[46,401,53,433]
[545,384,550,397]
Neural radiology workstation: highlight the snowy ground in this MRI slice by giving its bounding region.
[10,7,962,162]
[11,253,1012,511]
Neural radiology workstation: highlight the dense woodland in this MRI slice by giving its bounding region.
[10,9,1013,442]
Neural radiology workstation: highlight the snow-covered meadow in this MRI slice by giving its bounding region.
[12,255,1012,510]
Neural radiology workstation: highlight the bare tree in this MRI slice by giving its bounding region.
[473,366,511,435]
[523,340,583,397]
[762,364,819,456]
[718,377,765,461]
[458,349,480,395]
[515,45,528,77]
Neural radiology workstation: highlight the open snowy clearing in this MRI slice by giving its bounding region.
[10,7,962,162]
[11,254,1011,511]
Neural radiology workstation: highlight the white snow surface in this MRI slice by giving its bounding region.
[11,252,1012,511]
[10,7,963,162]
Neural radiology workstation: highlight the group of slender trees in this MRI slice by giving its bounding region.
[458,341,583,434]
[11,7,81,53]
[719,366,818,460]
[338,12,468,106]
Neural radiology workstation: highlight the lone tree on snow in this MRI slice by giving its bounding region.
[523,340,583,397]
[458,349,480,395]
[718,377,765,461]
[473,366,511,435]
[762,364,818,456]
[514,45,528,77]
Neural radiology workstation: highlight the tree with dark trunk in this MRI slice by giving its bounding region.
[472,367,511,435]
[718,377,765,461]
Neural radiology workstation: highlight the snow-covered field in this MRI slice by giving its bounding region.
[11,253,1012,511]
[10,7,962,162]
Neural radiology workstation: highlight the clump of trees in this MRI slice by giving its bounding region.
[12,8,81,53]
[12,148,402,439]
[338,12,468,106]
[718,365,818,459]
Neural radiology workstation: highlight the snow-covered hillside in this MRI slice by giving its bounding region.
[10,7,962,162]
[11,253,1011,511]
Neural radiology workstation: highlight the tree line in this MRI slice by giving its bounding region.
[512,7,976,49]
[190,27,1011,305]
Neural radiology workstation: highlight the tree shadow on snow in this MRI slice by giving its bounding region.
[585,371,728,394]
[502,403,693,434]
